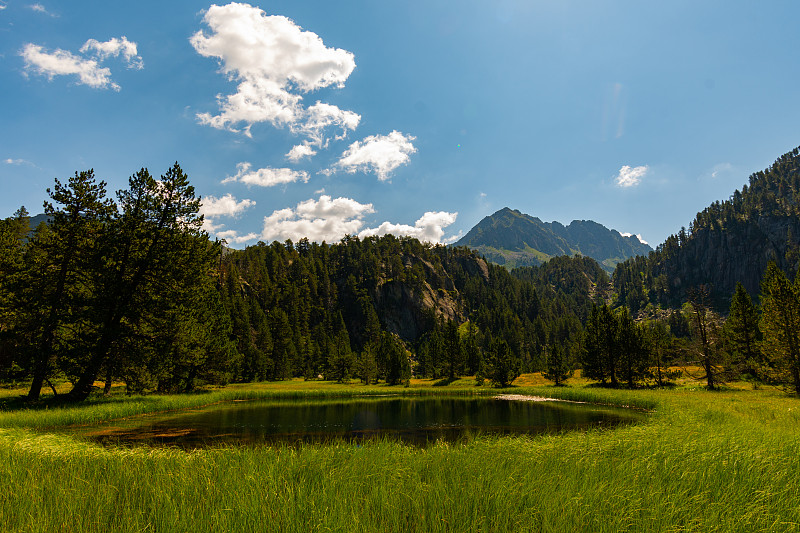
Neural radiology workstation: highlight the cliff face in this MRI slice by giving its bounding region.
[665,216,798,297]
[373,254,470,342]
[614,145,800,310]
[456,207,651,272]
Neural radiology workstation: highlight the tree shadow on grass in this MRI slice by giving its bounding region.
[0,386,215,412]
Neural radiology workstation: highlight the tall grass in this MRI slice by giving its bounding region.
[1,383,799,531]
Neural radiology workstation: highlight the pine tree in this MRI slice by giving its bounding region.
[67,163,209,400]
[487,338,518,387]
[543,342,573,386]
[724,282,762,379]
[760,262,800,394]
[686,286,726,390]
[21,170,116,400]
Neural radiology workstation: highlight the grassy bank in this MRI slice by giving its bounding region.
[1,380,799,532]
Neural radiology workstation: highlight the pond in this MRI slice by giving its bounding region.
[76,395,644,448]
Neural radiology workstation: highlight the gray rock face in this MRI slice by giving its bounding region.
[663,215,800,301]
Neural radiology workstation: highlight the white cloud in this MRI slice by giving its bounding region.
[191,2,358,143]
[614,165,648,188]
[620,232,649,245]
[21,36,143,90]
[200,193,255,217]
[443,231,464,245]
[221,162,309,187]
[330,131,417,181]
[261,195,374,243]
[258,194,457,244]
[216,229,260,244]
[21,44,117,89]
[4,158,29,165]
[359,211,458,243]
[286,144,317,162]
[80,36,143,69]
[0,4,7,10]
[291,101,360,148]
[29,3,55,16]
[200,193,255,237]
[710,162,733,179]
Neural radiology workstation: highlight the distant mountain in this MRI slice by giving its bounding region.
[28,213,50,229]
[455,207,652,272]
[614,144,800,312]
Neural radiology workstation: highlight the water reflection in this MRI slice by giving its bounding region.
[81,396,643,448]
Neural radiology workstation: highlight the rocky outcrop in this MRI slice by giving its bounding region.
[370,251,477,342]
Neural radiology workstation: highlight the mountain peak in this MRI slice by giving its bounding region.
[456,209,652,272]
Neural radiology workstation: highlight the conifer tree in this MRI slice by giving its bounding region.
[760,262,800,394]
[686,286,726,390]
[487,338,518,387]
[724,282,762,378]
[543,342,573,386]
[22,170,116,400]
[67,163,210,400]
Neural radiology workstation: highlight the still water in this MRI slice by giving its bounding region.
[81,395,643,448]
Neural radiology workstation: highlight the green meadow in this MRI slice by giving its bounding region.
[1,379,799,532]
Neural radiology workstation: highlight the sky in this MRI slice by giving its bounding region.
[2,1,800,248]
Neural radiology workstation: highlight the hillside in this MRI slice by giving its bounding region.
[614,145,800,312]
[218,236,603,382]
[455,207,652,272]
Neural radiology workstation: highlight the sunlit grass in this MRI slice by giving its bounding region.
[1,377,799,531]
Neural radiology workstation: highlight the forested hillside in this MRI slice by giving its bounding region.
[614,145,800,312]
[7,150,800,399]
[217,237,598,384]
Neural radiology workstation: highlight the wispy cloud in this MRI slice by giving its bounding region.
[614,165,648,188]
[28,3,57,16]
[21,36,143,90]
[710,162,733,179]
[4,158,32,165]
[80,37,143,69]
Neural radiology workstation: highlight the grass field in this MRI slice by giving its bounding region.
[1,375,799,532]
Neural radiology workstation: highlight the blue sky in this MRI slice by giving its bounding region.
[2,1,800,247]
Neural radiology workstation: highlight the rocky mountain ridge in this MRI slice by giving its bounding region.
[456,207,652,272]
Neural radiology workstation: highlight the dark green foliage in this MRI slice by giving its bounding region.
[759,262,800,394]
[381,333,410,386]
[686,286,727,390]
[543,343,573,385]
[18,170,116,400]
[723,282,762,379]
[583,304,619,386]
[616,307,649,389]
[487,338,518,387]
[2,165,237,400]
[614,145,800,310]
[643,320,680,387]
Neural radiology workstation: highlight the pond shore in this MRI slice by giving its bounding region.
[1,379,798,531]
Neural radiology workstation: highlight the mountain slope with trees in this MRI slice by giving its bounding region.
[614,145,800,312]
[456,207,652,272]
